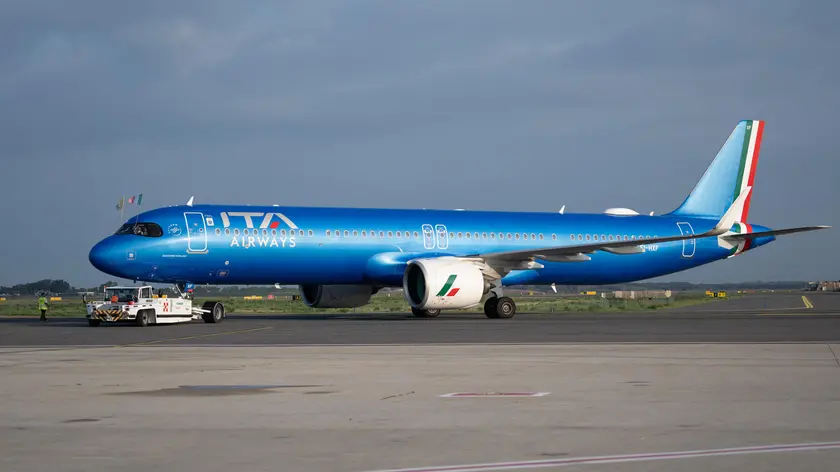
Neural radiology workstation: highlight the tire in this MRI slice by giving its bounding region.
[495,297,516,319]
[411,307,440,318]
[88,319,101,327]
[135,310,149,327]
[484,297,500,319]
[202,302,225,323]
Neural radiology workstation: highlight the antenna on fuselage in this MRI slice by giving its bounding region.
[186,196,194,207]
[559,205,565,214]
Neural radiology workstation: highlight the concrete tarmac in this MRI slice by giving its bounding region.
[2,344,839,472]
[1,292,839,471]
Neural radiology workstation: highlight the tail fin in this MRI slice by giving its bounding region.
[668,120,764,220]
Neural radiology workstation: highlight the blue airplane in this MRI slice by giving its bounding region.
[89,120,828,319]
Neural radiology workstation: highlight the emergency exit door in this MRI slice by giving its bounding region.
[676,222,695,258]
[184,212,208,253]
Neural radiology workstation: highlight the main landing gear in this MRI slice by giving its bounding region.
[411,307,441,318]
[483,296,516,319]
[410,297,517,319]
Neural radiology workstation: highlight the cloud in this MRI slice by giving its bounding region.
[0,0,837,286]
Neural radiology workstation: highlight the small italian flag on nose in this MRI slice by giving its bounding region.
[127,194,143,205]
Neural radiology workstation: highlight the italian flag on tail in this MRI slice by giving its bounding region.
[732,120,764,223]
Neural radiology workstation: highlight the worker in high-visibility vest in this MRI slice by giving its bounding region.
[37,294,49,323]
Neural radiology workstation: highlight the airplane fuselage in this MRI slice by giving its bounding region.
[89,204,775,287]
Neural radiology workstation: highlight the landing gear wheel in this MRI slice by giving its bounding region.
[484,297,500,319]
[411,307,441,318]
[135,310,149,327]
[202,301,225,323]
[484,297,516,319]
[495,296,516,319]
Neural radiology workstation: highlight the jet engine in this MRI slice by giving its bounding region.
[403,257,489,310]
[299,284,375,308]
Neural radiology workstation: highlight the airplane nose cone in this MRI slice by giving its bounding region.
[89,239,115,274]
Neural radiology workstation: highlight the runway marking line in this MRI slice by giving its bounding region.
[114,326,273,347]
[362,440,840,472]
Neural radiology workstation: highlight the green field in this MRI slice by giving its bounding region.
[0,292,727,317]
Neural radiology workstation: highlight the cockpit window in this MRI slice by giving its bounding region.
[114,222,163,237]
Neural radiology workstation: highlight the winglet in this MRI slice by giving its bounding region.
[712,186,751,234]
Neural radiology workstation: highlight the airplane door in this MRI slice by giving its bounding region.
[676,222,695,258]
[422,224,435,249]
[184,212,208,253]
[435,224,449,249]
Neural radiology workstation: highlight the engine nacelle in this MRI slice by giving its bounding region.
[299,284,375,308]
[403,257,488,310]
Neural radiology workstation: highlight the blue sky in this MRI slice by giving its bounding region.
[1,1,837,287]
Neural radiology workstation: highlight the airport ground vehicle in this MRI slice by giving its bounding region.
[85,285,225,327]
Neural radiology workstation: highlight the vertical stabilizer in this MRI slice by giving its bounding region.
[668,120,764,220]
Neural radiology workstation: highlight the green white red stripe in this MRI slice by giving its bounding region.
[436,275,460,297]
[733,120,764,222]
[727,222,754,257]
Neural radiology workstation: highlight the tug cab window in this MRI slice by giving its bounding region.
[114,222,163,237]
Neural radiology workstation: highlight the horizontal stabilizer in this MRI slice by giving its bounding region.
[724,225,830,240]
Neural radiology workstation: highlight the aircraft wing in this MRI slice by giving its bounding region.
[470,186,755,264]
[466,188,828,274]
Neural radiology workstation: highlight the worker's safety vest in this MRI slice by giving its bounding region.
[38,297,48,310]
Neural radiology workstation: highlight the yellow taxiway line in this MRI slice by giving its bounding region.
[802,296,814,309]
